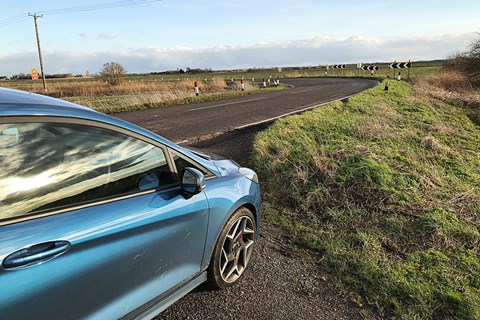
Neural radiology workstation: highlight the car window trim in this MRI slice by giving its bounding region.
[0,116,183,226]
[0,116,175,171]
[0,184,185,227]
[0,116,214,176]
[169,148,215,179]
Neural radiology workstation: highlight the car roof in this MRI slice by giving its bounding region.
[0,87,96,115]
[0,87,83,106]
[0,87,166,141]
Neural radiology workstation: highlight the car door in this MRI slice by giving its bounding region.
[0,119,209,319]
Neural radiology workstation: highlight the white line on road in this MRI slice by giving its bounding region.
[231,92,362,130]
[185,96,268,112]
[176,95,353,145]
[289,88,322,94]
[175,80,379,145]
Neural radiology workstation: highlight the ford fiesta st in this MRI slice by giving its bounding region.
[0,88,261,319]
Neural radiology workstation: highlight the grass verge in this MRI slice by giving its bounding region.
[252,79,480,319]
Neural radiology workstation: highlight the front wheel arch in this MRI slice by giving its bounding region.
[206,207,256,289]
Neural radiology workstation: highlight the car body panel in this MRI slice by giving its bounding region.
[0,88,261,319]
[124,271,207,320]
[201,174,261,269]
[0,188,209,319]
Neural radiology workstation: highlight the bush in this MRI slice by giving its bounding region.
[99,62,126,85]
[466,35,480,84]
[445,34,480,86]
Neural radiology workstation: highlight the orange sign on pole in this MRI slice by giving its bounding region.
[30,68,39,80]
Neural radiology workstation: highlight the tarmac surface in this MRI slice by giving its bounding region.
[113,77,377,144]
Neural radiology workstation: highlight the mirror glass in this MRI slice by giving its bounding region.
[182,169,198,194]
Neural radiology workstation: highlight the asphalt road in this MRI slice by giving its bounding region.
[113,77,377,143]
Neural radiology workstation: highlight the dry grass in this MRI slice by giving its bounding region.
[2,77,227,98]
[1,77,274,113]
[355,120,394,140]
[413,69,480,108]
[230,80,256,91]
[282,70,303,78]
[414,69,473,91]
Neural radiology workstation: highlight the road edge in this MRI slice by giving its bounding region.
[176,80,379,145]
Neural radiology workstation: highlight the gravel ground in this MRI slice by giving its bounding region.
[157,126,374,320]
[158,224,365,320]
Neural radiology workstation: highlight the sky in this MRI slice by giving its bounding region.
[1,0,479,76]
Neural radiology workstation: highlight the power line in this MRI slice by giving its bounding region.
[0,14,27,23]
[39,0,162,16]
[0,15,30,28]
[0,0,162,28]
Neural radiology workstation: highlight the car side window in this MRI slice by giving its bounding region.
[0,122,176,222]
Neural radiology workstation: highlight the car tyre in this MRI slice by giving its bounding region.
[207,207,256,289]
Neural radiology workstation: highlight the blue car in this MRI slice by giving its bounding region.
[0,88,261,319]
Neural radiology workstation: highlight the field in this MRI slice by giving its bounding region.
[252,71,480,319]
[1,75,287,113]
[3,61,476,318]
[1,64,440,114]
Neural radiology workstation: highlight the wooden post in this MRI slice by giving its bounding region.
[407,60,411,81]
[194,81,199,96]
[29,13,47,93]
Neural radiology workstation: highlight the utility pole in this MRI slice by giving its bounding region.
[28,13,47,93]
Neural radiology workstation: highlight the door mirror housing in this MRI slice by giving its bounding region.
[181,167,206,196]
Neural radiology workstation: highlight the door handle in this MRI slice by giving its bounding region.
[2,240,71,269]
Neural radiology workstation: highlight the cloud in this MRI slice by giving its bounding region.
[98,34,117,40]
[0,32,475,76]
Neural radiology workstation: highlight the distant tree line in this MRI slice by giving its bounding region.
[147,67,214,76]
[8,73,83,80]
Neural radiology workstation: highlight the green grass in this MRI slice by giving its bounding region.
[252,79,480,319]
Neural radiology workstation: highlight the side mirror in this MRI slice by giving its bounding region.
[181,167,206,196]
